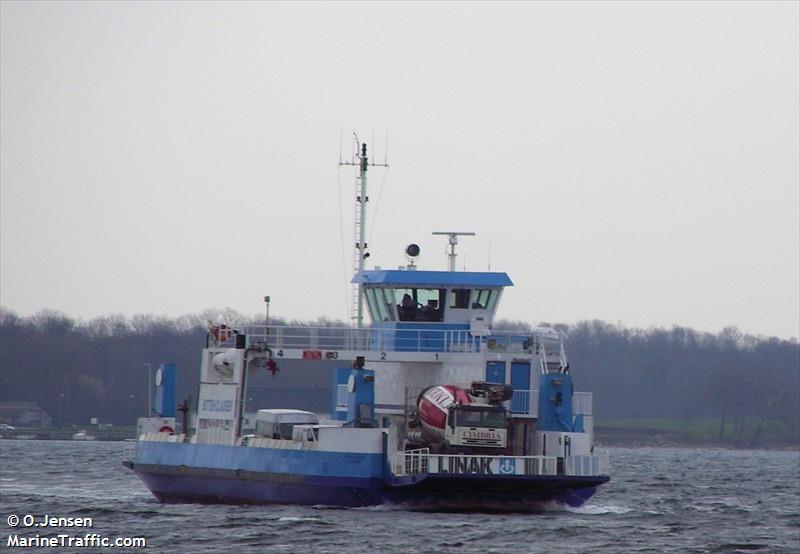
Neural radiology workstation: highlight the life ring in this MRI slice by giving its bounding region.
[159,425,175,434]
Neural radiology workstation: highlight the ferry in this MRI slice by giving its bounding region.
[125,140,610,510]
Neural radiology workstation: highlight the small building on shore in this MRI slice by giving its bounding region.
[0,401,53,427]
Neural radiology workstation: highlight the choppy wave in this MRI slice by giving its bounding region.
[1,442,798,553]
[560,502,634,515]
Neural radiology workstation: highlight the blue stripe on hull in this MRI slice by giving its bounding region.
[130,442,607,511]
[134,442,384,480]
[136,468,384,507]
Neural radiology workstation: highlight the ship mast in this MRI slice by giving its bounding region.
[340,134,388,327]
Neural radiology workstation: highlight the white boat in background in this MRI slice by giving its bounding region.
[73,430,96,441]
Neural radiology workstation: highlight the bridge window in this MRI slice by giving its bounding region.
[450,289,500,310]
[450,288,471,309]
[364,288,379,322]
[382,289,398,321]
[487,290,499,311]
[394,288,445,322]
[469,289,499,311]
[365,287,396,322]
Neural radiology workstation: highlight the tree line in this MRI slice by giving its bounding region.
[1,308,797,446]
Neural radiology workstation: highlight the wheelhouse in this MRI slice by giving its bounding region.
[354,270,513,326]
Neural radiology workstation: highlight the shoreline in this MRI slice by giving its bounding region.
[594,427,799,451]
[3,431,797,451]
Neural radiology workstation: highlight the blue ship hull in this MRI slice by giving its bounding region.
[128,442,608,511]
[133,466,386,507]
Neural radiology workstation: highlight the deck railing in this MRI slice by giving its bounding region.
[392,448,430,475]
[509,390,592,417]
[393,451,608,477]
[510,389,539,415]
[565,451,609,476]
[228,324,560,356]
[392,451,560,477]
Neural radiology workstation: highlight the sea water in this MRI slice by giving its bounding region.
[1,441,798,553]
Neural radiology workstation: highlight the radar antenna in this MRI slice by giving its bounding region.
[432,231,476,272]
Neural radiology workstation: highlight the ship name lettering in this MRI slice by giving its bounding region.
[440,456,493,475]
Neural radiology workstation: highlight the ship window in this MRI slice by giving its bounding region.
[373,289,390,322]
[371,288,396,321]
[395,287,418,321]
[450,288,471,309]
[394,288,415,306]
[469,289,498,310]
[395,288,445,322]
[381,288,397,321]
[364,288,379,322]
[486,290,499,312]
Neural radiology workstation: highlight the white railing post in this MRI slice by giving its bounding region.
[539,341,547,374]
[562,453,609,476]
[393,449,430,476]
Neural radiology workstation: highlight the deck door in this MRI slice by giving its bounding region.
[510,362,531,413]
[485,361,506,384]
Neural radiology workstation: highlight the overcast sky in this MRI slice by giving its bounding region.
[1,1,798,339]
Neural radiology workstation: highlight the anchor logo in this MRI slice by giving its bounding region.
[499,458,516,475]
